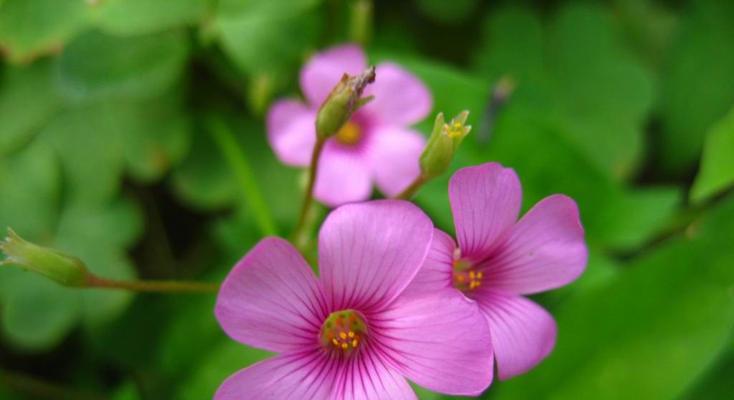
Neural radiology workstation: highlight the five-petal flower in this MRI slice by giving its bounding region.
[267,44,432,206]
[215,200,493,399]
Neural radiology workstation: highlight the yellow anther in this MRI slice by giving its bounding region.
[348,331,355,338]
[477,271,484,279]
[332,338,339,346]
[341,343,348,350]
[469,271,476,279]
[351,339,358,348]
[339,332,347,340]
[335,121,362,145]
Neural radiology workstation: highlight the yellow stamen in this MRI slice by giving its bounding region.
[339,332,347,340]
[335,121,362,145]
[352,339,358,348]
[341,343,348,350]
[348,331,355,338]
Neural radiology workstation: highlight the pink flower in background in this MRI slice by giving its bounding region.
[267,44,432,206]
[406,162,587,380]
[215,201,492,399]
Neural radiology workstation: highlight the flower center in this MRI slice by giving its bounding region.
[335,121,362,146]
[320,310,367,355]
[452,258,483,292]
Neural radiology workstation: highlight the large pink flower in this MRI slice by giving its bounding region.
[267,44,432,206]
[406,162,588,380]
[215,200,492,399]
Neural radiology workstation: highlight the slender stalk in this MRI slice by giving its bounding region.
[292,137,327,245]
[207,117,278,236]
[85,275,219,294]
[395,173,429,200]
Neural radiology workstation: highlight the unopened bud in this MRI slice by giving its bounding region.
[316,66,376,139]
[0,229,89,287]
[420,110,472,179]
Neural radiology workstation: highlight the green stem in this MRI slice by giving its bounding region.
[85,275,219,294]
[292,137,327,247]
[395,173,430,200]
[207,117,278,236]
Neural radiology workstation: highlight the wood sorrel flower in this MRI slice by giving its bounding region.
[267,44,432,206]
[215,201,492,399]
[406,162,588,380]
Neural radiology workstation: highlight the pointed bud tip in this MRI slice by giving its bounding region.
[0,228,89,287]
[316,66,377,139]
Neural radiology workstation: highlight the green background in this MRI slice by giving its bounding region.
[1,0,733,399]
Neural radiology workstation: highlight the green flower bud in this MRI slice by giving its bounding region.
[316,66,376,139]
[420,110,471,179]
[0,229,89,287]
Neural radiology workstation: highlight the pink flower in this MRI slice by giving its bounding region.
[406,162,588,380]
[267,44,432,206]
[215,200,492,399]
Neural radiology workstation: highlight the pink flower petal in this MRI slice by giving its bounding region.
[362,62,432,126]
[402,229,455,297]
[319,200,434,310]
[486,194,587,295]
[449,163,522,260]
[375,291,494,395]
[333,351,417,399]
[266,99,317,166]
[313,147,373,207]
[215,238,327,353]
[369,127,426,197]
[300,44,367,107]
[475,292,557,380]
[215,351,335,399]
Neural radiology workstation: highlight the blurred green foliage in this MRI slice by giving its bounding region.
[0,0,733,399]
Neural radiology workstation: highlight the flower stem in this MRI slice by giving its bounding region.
[395,173,430,200]
[207,116,278,237]
[85,275,219,294]
[292,137,327,247]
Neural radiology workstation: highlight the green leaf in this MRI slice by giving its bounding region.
[39,101,127,204]
[658,0,734,175]
[690,107,734,203]
[682,350,734,399]
[177,340,272,400]
[0,140,60,240]
[214,0,321,75]
[121,94,193,183]
[493,196,734,400]
[93,0,209,36]
[0,0,89,63]
[56,29,189,102]
[472,4,654,179]
[0,61,63,154]
[0,270,81,351]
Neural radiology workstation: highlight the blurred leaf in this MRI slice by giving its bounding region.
[112,381,141,400]
[493,195,734,400]
[93,0,209,36]
[177,340,271,400]
[0,0,89,63]
[414,0,478,24]
[682,350,734,400]
[171,127,238,210]
[0,271,80,351]
[121,94,193,183]
[56,29,189,102]
[0,140,59,240]
[658,0,734,175]
[690,107,734,203]
[40,102,127,204]
[0,61,63,154]
[214,0,321,75]
[473,4,654,179]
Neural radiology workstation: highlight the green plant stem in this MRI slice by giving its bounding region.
[395,173,430,200]
[292,137,327,247]
[207,117,278,236]
[85,275,219,294]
